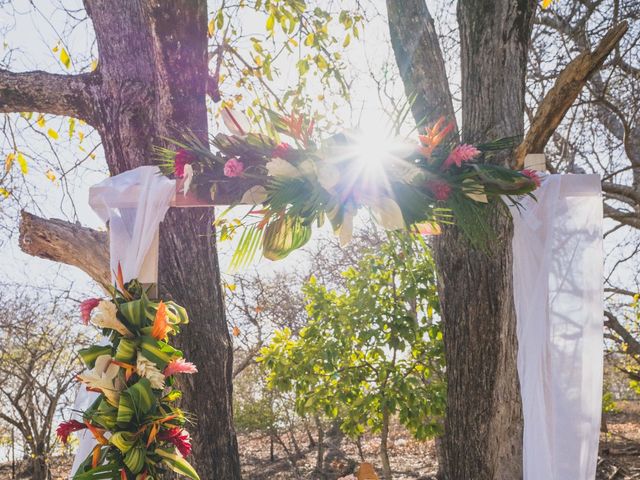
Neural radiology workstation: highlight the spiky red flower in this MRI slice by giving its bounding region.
[158,427,192,457]
[163,358,198,377]
[174,149,195,178]
[80,298,100,325]
[521,169,541,188]
[56,419,87,444]
[442,144,481,170]
[223,158,244,177]
[426,180,452,201]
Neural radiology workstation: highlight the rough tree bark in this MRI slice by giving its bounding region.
[388,1,535,479]
[387,2,626,479]
[2,1,241,478]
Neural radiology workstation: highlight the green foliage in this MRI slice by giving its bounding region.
[259,233,446,440]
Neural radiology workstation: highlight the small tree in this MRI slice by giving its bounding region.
[0,293,85,479]
[260,235,445,480]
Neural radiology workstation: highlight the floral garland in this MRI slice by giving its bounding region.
[57,267,199,480]
[158,110,539,267]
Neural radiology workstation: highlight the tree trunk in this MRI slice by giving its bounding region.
[387,1,536,479]
[80,2,241,478]
[30,449,50,480]
[379,407,392,480]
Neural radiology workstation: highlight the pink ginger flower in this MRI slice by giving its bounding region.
[56,419,87,444]
[174,149,195,178]
[164,358,198,377]
[426,180,452,201]
[272,142,293,160]
[521,169,541,188]
[158,427,192,457]
[442,144,481,170]
[223,158,244,177]
[80,298,101,325]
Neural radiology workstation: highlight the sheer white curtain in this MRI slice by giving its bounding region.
[512,174,604,480]
[70,166,175,475]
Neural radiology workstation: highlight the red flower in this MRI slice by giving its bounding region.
[426,180,452,201]
[56,419,87,444]
[272,142,293,160]
[159,427,192,457]
[223,158,245,177]
[174,149,195,178]
[80,298,100,325]
[521,169,541,188]
[442,144,481,170]
[163,358,198,377]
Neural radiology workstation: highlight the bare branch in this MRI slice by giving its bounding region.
[604,311,640,357]
[514,21,629,167]
[0,69,98,123]
[19,210,109,287]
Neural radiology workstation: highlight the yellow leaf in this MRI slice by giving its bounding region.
[226,283,236,292]
[37,115,45,128]
[78,130,85,142]
[17,153,28,174]
[0,188,9,198]
[304,33,315,46]
[68,118,76,138]
[343,34,351,48]
[90,59,98,71]
[60,47,71,69]
[4,152,15,172]
[52,43,59,53]
[47,128,59,140]
[542,0,553,8]
[45,170,56,181]
[208,18,215,37]
[266,13,275,32]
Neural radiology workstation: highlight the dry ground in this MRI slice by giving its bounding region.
[2,401,638,479]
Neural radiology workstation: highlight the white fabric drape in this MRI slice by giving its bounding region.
[511,174,604,480]
[70,166,175,475]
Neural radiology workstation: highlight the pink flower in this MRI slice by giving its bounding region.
[223,158,244,177]
[158,428,192,457]
[163,358,198,377]
[272,142,293,160]
[80,298,101,325]
[521,169,541,188]
[442,144,481,170]
[56,419,87,444]
[174,149,195,178]
[426,180,452,201]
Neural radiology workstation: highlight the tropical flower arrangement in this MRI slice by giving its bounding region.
[157,109,539,267]
[57,267,199,480]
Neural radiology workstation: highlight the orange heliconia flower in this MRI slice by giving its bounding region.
[418,117,456,159]
[111,360,136,382]
[115,262,132,300]
[92,445,102,468]
[151,301,171,341]
[284,113,314,146]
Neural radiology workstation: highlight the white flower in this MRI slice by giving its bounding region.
[266,157,301,178]
[240,185,268,205]
[182,163,194,197]
[91,301,134,338]
[78,354,122,406]
[136,354,165,390]
[221,108,250,136]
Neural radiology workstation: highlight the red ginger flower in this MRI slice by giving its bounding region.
[56,419,87,444]
[223,158,244,177]
[80,298,100,325]
[159,427,192,457]
[442,144,481,170]
[521,169,541,188]
[164,358,198,377]
[174,149,195,178]
[426,180,452,201]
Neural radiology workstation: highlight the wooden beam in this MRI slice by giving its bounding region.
[514,21,628,168]
[19,210,110,287]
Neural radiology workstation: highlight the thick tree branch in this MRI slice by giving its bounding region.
[19,211,109,287]
[0,70,98,123]
[386,0,457,131]
[604,311,640,357]
[514,21,628,168]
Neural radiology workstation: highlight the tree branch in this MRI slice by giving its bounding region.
[19,211,109,286]
[514,21,628,168]
[0,69,98,123]
[604,311,640,357]
[385,0,457,131]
